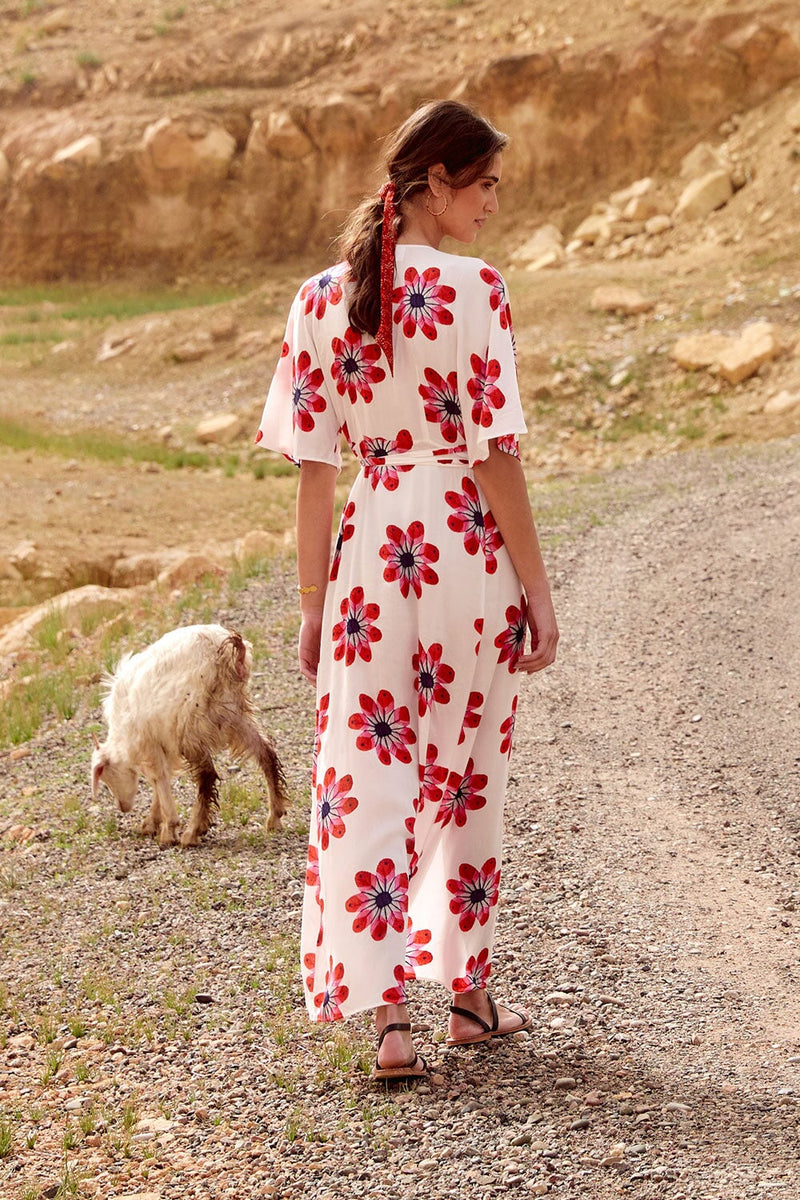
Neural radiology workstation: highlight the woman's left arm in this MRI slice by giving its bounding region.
[296,460,338,684]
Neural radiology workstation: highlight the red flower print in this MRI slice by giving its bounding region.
[495,600,527,671]
[360,429,414,491]
[306,845,322,917]
[452,947,491,993]
[312,692,329,788]
[332,586,382,666]
[379,521,440,599]
[405,923,433,977]
[405,815,418,879]
[345,856,408,940]
[479,265,511,330]
[474,618,484,656]
[291,349,327,433]
[314,957,349,1021]
[330,500,355,582]
[412,640,455,717]
[393,266,456,341]
[419,367,464,444]
[458,690,484,745]
[254,429,263,444]
[445,476,504,573]
[280,339,290,359]
[382,963,407,1005]
[301,269,343,319]
[316,766,358,851]
[303,951,315,994]
[419,744,447,809]
[447,858,500,931]
[331,326,385,403]
[497,433,520,458]
[467,352,506,428]
[500,695,518,756]
[436,758,488,829]
[348,690,417,766]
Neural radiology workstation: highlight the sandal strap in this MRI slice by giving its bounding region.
[449,992,500,1034]
[377,1021,411,1050]
[448,1003,492,1034]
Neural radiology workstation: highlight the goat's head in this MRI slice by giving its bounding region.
[91,740,139,812]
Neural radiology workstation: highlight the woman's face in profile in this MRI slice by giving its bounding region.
[439,153,503,244]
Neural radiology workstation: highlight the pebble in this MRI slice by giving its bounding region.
[665,1101,691,1112]
[555,1077,577,1089]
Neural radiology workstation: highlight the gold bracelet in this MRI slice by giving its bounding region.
[297,584,319,595]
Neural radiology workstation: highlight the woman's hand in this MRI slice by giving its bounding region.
[516,593,559,674]
[299,611,324,684]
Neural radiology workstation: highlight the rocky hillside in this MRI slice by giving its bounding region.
[1,0,799,279]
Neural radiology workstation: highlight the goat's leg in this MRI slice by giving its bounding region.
[226,718,288,831]
[141,790,160,838]
[181,758,219,847]
[153,774,180,847]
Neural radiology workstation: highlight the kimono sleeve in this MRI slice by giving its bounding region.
[254,291,342,469]
[459,264,527,468]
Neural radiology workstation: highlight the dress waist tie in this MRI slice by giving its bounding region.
[358,445,469,470]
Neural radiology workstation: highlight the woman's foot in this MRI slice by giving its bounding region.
[447,989,532,1046]
[372,1003,427,1079]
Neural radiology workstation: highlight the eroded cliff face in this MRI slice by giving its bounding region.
[0,6,798,281]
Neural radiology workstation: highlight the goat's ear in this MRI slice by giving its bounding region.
[91,757,106,801]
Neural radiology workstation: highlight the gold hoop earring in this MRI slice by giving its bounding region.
[425,193,448,218]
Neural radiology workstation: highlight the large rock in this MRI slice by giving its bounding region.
[195,413,242,444]
[571,214,613,246]
[138,116,236,193]
[9,541,39,581]
[590,286,654,316]
[512,224,565,268]
[674,170,733,220]
[716,321,782,384]
[679,142,726,180]
[763,390,800,415]
[234,530,278,562]
[50,135,102,169]
[157,554,225,589]
[0,586,131,664]
[671,333,734,370]
[110,553,180,588]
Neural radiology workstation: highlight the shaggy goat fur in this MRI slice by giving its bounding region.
[91,624,288,847]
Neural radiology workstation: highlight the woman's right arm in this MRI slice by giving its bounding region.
[296,460,338,684]
[473,441,558,674]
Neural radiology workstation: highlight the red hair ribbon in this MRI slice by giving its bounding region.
[376,180,397,374]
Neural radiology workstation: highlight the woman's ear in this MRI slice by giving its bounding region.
[427,163,449,199]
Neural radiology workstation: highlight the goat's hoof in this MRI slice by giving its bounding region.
[141,818,157,837]
[266,815,284,832]
[157,828,178,848]
[180,829,202,848]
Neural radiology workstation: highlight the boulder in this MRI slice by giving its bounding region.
[645,214,673,236]
[39,6,73,34]
[609,177,653,207]
[209,314,238,342]
[674,170,733,220]
[261,110,315,160]
[571,214,613,246]
[590,286,655,316]
[0,556,23,582]
[234,330,272,359]
[172,334,213,363]
[511,224,564,267]
[139,116,236,193]
[717,321,783,384]
[110,552,180,588]
[763,389,800,415]
[157,554,225,589]
[0,586,131,661]
[195,413,242,444]
[680,141,726,180]
[671,333,734,370]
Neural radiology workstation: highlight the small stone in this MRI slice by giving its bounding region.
[665,1101,690,1112]
[545,991,573,1005]
[645,214,672,236]
[590,286,654,316]
[571,1117,591,1130]
[555,1076,577,1089]
[195,413,242,444]
[763,389,799,415]
[717,321,782,384]
[173,334,214,363]
[671,332,733,371]
[194,992,214,1004]
[530,1185,549,1197]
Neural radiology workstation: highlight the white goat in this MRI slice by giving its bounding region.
[91,624,288,847]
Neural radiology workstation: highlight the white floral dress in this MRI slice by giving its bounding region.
[257,245,528,1021]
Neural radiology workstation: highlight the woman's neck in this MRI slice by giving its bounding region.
[395,197,443,250]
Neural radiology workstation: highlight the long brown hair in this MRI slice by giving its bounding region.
[340,100,508,337]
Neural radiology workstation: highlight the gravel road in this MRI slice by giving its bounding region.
[1,436,798,1200]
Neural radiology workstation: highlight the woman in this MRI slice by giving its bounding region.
[256,100,558,1080]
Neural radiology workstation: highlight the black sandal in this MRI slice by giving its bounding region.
[371,1021,428,1081]
[447,993,532,1047]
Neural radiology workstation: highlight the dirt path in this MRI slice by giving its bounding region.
[1,437,799,1198]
